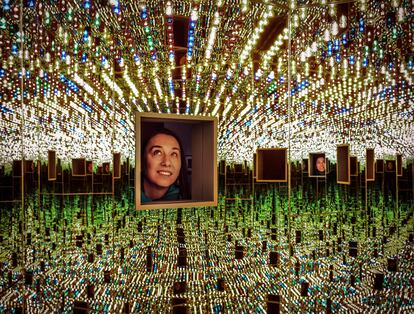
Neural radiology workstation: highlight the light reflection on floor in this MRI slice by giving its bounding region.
[0,173,413,313]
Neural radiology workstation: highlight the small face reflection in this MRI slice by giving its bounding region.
[87,162,93,174]
[387,161,393,171]
[316,156,326,173]
[104,163,110,174]
[144,133,181,189]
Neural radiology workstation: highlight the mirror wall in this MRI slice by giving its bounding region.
[0,0,413,312]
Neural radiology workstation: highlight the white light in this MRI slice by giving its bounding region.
[191,9,198,21]
[166,2,173,15]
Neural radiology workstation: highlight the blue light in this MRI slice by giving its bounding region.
[11,43,18,55]
[341,33,347,45]
[26,0,35,8]
[151,52,156,60]
[81,53,87,63]
[113,4,120,15]
[0,69,5,77]
[349,55,355,65]
[0,104,13,114]
[83,0,91,9]
[83,29,89,43]
[334,39,340,51]
[363,57,368,67]
[359,18,364,33]
[3,0,10,11]
[408,59,413,70]
[335,53,341,63]
[327,41,333,56]
[81,102,93,113]
[60,74,79,93]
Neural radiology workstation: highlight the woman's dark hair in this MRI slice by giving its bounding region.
[141,127,190,199]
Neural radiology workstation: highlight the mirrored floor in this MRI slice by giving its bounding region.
[0,170,413,313]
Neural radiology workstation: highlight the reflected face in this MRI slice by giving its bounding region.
[316,156,326,173]
[387,162,393,170]
[144,133,181,189]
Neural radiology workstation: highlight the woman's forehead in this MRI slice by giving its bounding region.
[146,133,180,149]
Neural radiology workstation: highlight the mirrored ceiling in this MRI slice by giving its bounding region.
[0,0,413,163]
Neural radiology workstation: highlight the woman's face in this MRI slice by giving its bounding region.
[316,156,325,173]
[144,133,181,189]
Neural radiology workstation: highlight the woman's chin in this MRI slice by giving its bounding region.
[153,180,175,189]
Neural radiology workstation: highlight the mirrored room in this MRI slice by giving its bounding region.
[0,0,413,313]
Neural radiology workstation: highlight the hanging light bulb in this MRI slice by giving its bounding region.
[166,1,173,15]
[331,21,339,36]
[339,15,347,28]
[324,29,330,41]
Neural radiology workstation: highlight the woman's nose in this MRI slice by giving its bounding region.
[161,155,171,166]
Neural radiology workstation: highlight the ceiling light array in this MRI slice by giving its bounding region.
[0,0,412,165]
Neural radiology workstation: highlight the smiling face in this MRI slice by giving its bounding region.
[316,156,326,173]
[144,133,181,194]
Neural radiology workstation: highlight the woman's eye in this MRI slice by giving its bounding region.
[171,152,179,158]
[152,150,162,156]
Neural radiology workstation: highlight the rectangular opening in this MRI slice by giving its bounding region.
[256,148,287,182]
[302,158,308,173]
[366,149,375,181]
[47,150,56,181]
[396,154,402,176]
[350,156,358,176]
[86,160,93,176]
[113,153,121,179]
[385,160,396,173]
[308,153,326,178]
[24,160,34,173]
[72,158,86,176]
[136,112,217,210]
[12,160,22,177]
[336,144,350,184]
[376,159,384,173]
